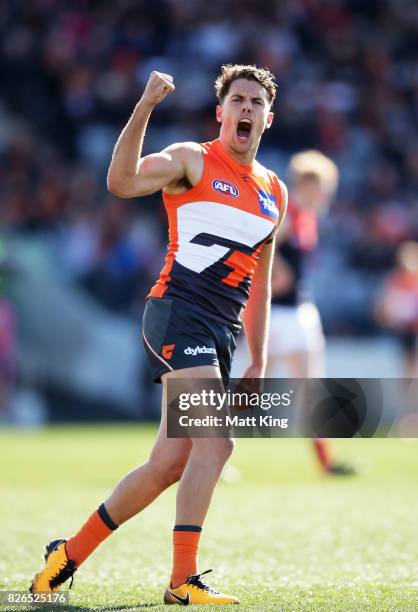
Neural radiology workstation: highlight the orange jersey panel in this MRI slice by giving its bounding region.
[148,139,285,328]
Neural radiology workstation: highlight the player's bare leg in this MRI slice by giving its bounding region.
[105,382,192,524]
[264,350,307,379]
[175,435,234,523]
[30,381,192,593]
[266,348,356,475]
[305,344,357,475]
[161,365,234,527]
[283,351,307,378]
[162,365,239,604]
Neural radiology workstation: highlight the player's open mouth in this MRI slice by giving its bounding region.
[236,119,252,142]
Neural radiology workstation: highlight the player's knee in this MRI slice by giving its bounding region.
[193,437,235,466]
[166,456,188,484]
[148,453,188,486]
[222,437,235,457]
[211,438,235,469]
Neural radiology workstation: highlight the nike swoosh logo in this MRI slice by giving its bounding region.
[169,590,190,605]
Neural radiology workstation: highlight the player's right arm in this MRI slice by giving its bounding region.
[107,71,200,198]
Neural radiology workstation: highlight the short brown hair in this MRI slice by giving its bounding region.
[215,64,277,105]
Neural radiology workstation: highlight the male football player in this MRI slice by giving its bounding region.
[266,150,356,475]
[30,65,287,605]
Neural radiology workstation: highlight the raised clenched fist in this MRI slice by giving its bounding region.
[140,71,175,106]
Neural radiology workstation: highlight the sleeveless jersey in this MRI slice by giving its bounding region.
[148,139,286,330]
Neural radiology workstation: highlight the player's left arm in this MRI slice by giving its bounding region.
[242,236,276,379]
[276,179,288,231]
[241,178,288,379]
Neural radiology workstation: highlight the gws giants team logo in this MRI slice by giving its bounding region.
[162,344,175,359]
[212,179,239,197]
[257,189,279,220]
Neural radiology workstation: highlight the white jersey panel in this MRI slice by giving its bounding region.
[176,201,274,273]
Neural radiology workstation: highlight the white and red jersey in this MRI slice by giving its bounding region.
[148,139,286,329]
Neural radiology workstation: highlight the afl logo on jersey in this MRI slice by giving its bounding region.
[212,179,239,197]
[257,189,279,219]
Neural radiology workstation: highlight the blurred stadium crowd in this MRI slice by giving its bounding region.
[1,0,418,419]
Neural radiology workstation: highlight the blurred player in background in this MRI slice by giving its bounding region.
[266,151,356,475]
[375,241,418,377]
[30,65,287,605]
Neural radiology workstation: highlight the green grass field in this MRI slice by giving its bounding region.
[1,427,417,611]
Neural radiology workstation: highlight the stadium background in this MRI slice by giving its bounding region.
[0,0,417,421]
[1,2,418,611]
